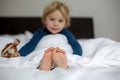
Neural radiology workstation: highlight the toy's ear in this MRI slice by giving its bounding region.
[1,43,12,54]
[14,38,20,45]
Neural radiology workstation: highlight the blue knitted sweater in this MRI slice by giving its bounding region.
[19,28,82,56]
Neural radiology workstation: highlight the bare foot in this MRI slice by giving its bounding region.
[38,48,53,71]
[52,48,68,69]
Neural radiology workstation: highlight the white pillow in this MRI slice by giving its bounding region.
[0,31,33,52]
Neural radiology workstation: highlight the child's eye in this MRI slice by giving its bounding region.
[59,19,64,22]
[50,18,55,21]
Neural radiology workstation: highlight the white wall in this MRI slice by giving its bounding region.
[0,0,120,41]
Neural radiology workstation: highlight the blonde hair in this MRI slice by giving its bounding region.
[42,0,70,27]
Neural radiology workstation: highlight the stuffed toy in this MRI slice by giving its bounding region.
[1,38,20,58]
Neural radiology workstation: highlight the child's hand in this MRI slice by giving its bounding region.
[55,47,66,54]
[45,47,54,54]
[45,47,66,54]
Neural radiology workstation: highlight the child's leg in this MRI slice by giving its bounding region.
[38,48,53,71]
[52,48,68,69]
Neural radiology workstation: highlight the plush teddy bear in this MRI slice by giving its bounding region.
[1,38,20,58]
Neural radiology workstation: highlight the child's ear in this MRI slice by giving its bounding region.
[42,18,46,26]
[43,22,46,27]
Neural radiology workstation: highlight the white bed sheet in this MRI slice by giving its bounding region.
[0,31,120,80]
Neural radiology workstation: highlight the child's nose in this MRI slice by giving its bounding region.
[54,21,58,26]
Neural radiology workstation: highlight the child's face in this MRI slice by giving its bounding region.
[45,10,66,34]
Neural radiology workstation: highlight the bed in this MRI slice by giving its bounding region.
[0,17,120,80]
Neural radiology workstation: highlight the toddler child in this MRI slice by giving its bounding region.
[19,0,82,71]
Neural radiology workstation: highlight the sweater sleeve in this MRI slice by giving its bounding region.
[19,28,45,56]
[61,29,82,56]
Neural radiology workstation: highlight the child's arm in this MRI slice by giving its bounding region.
[19,28,47,56]
[60,29,82,56]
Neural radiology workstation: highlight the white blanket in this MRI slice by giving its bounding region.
[0,31,120,80]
